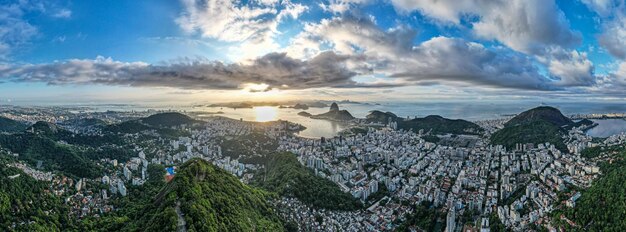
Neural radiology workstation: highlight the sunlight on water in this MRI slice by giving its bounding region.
[254,106,278,122]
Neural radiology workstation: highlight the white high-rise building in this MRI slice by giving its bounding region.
[446,208,456,232]
[117,181,127,197]
[123,166,132,180]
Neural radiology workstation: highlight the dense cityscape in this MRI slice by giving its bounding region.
[1,102,626,231]
[3,0,626,231]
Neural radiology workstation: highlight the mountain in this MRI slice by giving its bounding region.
[135,158,283,231]
[365,110,399,124]
[0,116,28,133]
[491,106,585,150]
[310,102,355,121]
[401,115,483,135]
[505,106,572,128]
[61,118,107,127]
[26,121,61,135]
[141,112,202,127]
[252,152,362,211]
[105,120,151,134]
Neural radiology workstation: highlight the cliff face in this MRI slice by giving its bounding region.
[329,102,339,112]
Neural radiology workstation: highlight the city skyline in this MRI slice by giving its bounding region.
[1,0,626,104]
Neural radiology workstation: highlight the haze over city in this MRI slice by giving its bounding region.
[1,0,625,104]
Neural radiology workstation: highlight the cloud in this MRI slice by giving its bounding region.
[581,0,618,16]
[607,61,626,86]
[389,37,554,90]
[0,52,391,90]
[390,0,581,55]
[51,8,72,18]
[0,3,39,58]
[598,13,626,59]
[580,0,626,60]
[543,48,595,87]
[0,1,73,58]
[319,0,371,14]
[175,0,307,60]
[287,16,558,90]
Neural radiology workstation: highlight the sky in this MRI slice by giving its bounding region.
[1,0,626,105]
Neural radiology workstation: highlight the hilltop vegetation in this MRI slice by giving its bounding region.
[366,110,399,124]
[505,106,572,127]
[0,133,102,178]
[104,113,199,138]
[366,111,483,135]
[253,152,362,211]
[0,116,28,133]
[135,158,284,231]
[401,115,483,135]
[140,112,202,127]
[0,157,73,231]
[491,106,584,151]
[491,120,567,151]
[552,147,626,231]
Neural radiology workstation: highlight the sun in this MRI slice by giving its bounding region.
[254,106,278,122]
[242,83,270,92]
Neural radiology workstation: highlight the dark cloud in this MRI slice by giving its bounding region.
[1,52,384,90]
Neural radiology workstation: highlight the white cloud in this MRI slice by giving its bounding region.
[544,48,595,86]
[390,0,581,55]
[176,0,307,60]
[319,0,371,14]
[581,0,618,16]
[598,13,626,59]
[287,16,557,90]
[51,8,72,18]
[0,3,39,58]
[0,1,73,58]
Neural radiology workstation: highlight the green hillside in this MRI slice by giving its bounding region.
[505,106,572,127]
[0,157,73,231]
[365,110,399,124]
[0,133,101,178]
[364,111,483,135]
[141,112,202,127]
[553,147,626,231]
[491,106,578,151]
[401,115,483,135]
[253,152,362,211]
[0,116,28,133]
[491,120,567,151]
[135,158,284,231]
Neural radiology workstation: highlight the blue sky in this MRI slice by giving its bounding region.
[1,0,626,104]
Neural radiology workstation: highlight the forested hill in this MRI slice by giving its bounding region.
[0,116,28,133]
[0,157,72,231]
[364,111,484,135]
[252,152,362,211]
[504,106,572,127]
[491,106,592,151]
[140,112,203,127]
[133,158,284,231]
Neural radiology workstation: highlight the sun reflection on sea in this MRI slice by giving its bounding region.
[254,106,278,122]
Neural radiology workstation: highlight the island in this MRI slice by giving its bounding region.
[309,102,355,121]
